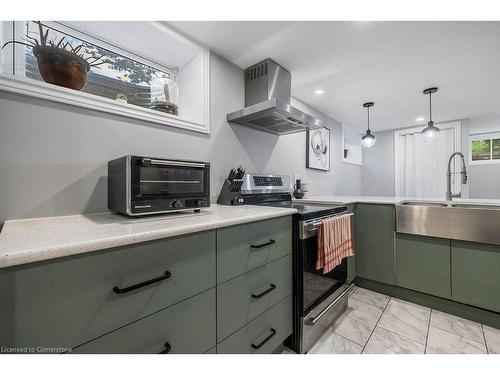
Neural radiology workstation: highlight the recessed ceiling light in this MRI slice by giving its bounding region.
[314,89,325,95]
[416,116,425,122]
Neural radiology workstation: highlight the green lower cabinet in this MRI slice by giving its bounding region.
[395,233,451,299]
[451,240,500,313]
[217,255,292,341]
[72,288,216,354]
[355,204,395,285]
[216,296,292,354]
[0,230,216,350]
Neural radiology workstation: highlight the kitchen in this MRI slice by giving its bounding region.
[0,2,499,372]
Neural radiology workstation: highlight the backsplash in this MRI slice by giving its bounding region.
[0,53,362,222]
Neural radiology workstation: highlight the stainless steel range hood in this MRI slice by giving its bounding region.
[227,59,324,135]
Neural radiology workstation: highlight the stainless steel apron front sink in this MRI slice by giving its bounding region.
[396,201,500,245]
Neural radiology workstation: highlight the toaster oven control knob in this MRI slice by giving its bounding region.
[172,200,183,208]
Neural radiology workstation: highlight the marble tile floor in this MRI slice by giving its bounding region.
[283,286,500,354]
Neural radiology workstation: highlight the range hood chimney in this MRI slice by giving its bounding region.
[227,59,324,135]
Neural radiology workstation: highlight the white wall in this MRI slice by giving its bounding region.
[362,120,470,197]
[361,130,395,196]
[0,53,361,222]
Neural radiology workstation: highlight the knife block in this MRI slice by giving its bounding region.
[217,179,245,206]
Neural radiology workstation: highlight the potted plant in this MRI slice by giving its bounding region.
[1,21,104,90]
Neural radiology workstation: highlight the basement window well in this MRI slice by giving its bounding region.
[0,21,210,134]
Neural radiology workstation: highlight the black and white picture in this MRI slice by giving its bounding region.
[306,127,330,171]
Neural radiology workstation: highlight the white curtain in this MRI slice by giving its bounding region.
[397,129,456,198]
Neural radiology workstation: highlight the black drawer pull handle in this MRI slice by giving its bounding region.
[113,271,172,294]
[250,239,276,249]
[159,342,171,354]
[251,283,276,299]
[251,328,277,350]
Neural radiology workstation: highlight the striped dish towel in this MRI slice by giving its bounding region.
[316,214,355,274]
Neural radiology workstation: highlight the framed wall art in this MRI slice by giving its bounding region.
[306,127,330,171]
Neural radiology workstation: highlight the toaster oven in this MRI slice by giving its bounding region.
[108,155,210,216]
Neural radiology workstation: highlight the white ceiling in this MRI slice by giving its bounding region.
[168,21,500,133]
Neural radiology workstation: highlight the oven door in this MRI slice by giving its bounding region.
[299,225,349,316]
[130,157,208,201]
[294,213,356,353]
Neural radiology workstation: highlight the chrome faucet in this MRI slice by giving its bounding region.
[446,152,468,201]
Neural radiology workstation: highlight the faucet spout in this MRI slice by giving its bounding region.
[446,152,468,201]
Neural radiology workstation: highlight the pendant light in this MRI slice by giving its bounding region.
[361,102,376,148]
[421,87,440,140]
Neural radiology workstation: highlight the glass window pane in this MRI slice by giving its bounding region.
[492,138,500,160]
[21,21,179,115]
[471,139,491,161]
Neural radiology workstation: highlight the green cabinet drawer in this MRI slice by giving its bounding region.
[217,216,292,283]
[217,296,292,354]
[396,233,451,298]
[0,230,216,349]
[356,204,395,285]
[451,240,500,313]
[73,288,216,354]
[217,255,292,341]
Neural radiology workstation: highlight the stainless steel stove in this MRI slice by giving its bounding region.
[241,173,355,353]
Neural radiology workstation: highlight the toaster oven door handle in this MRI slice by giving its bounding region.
[142,158,207,168]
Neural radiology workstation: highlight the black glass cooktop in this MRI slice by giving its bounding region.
[261,200,347,220]
[241,193,347,220]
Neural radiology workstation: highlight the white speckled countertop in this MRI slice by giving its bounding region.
[297,195,500,206]
[0,204,296,270]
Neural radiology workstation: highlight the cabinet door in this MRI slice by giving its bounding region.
[216,296,292,354]
[355,204,395,285]
[217,255,292,342]
[73,288,216,354]
[0,230,216,350]
[451,240,500,313]
[217,216,292,283]
[396,234,451,298]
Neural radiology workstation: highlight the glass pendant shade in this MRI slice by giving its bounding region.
[361,129,376,147]
[422,120,440,141]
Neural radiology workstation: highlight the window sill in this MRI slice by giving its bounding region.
[469,159,500,165]
[0,66,210,134]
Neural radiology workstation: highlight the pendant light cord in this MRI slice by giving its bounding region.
[367,106,370,131]
[429,92,432,122]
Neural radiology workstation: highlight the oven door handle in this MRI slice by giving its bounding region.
[142,158,207,168]
[305,284,356,326]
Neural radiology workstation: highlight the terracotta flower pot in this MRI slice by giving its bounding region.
[33,45,91,90]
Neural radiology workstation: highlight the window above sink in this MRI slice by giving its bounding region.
[469,132,500,164]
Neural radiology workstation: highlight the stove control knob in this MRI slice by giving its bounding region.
[172,200,183,208]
